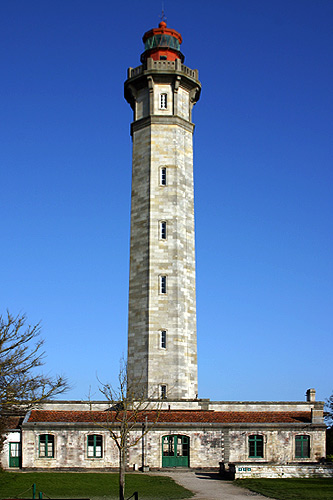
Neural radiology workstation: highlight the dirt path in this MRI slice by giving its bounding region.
[158,471,274,500]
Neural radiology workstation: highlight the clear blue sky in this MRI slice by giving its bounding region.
[1,0,332,403]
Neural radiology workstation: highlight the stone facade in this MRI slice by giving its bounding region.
[125,58,201,400]
[228,427,325,463]
[21,426,118,469]
[1,396,326,472]
[18,425,223,471]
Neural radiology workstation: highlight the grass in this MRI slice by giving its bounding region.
[0,472,193,500]
[236,478,333,500]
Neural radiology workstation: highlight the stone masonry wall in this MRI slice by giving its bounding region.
[127,73,199,400]
[21,427,224,470]
[147,122,197,399]
[232,464,333,479]
[22,428,118,469]
[127,428,224,469]
[30,398,324,413]
[20,424,325,471]
[127,124,151,395]
[229,427,326,463]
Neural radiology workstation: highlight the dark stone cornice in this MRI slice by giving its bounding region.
[131,115,195,136]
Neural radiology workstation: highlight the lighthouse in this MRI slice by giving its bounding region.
[124,21,201,400]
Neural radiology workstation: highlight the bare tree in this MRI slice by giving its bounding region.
[0,311,69,457]
[91,359,162,500]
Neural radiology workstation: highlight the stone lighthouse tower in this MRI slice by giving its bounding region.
[124,21,201,400]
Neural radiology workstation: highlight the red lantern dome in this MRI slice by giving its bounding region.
[141,21,184,64]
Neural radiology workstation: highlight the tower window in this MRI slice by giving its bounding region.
[160,167,167,186]
[295,435,310,458]
[160,275,167,294]
[248,435,264,458]
[161,330,167,349]
[160,93,167,110]
[160,385,167,399]
[160,221,167,240]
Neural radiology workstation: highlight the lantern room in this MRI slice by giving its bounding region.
[141,21,184,63]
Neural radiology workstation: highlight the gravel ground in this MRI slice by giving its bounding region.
[156,471,274,500]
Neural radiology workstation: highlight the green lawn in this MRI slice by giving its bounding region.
[0,472,193,500]
[236,478,333,500]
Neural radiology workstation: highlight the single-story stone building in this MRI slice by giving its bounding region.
[2,389,330,477]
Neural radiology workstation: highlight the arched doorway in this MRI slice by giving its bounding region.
[162,435,189,467]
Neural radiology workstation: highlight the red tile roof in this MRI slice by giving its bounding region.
[27,410,311,424]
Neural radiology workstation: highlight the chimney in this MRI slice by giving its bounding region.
[311,408,323,423]
[306,388,316,402]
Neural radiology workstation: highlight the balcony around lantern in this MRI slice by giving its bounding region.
[127,60,199,82]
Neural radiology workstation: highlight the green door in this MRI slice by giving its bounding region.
[9,443,21,468]
[162,435,189,467]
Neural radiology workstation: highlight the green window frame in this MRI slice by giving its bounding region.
[87,434,103,458]
[39,434,54,458]
[295,435,310,458]
[248,435,264,458]
[9,442,21,467]
[162,435,190,467]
